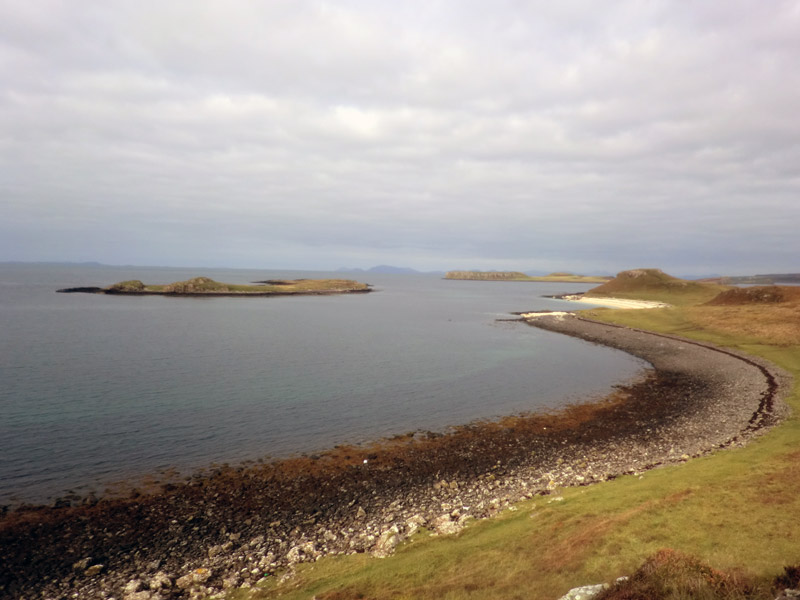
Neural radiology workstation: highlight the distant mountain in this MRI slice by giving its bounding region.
[337,265,444,275]
[367,265,420,274]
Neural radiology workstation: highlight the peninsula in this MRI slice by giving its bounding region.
[57,276,372,296]
[444,270,611,283]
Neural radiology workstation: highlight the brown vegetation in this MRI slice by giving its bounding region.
[683,302,800,346]
[597,549,761,600]
[597,549,800,600]
[705,286,800,306]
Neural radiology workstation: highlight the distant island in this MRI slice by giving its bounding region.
[337,265,445,275]
[697,273,800,285]
[57,276,372,296]
[444,270,612,283]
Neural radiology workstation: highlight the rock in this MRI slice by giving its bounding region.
[123,579,144,594]
[371,526,401,558]
[149,572,172,590]
[557,583,608,600]
[286,542,317,565]
[207,545,223,558]
[124,591,153,600]
[323,529,338,542]
[71,557,90,571]
[405,514,426,537]
[432,514,462,536]
[259,552,276,568]
[176,568,212,589]
[356,506,367,520]
[85,564,104,577]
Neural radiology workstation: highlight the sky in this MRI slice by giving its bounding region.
[2,1,799,275]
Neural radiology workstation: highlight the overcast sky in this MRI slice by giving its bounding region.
[2,1,799,275]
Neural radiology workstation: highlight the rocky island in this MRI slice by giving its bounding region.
[57,276,372,296]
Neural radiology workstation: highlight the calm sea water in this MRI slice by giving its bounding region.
[0,264,647,506]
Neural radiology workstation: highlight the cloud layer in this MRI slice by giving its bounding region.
[2,1,799,273]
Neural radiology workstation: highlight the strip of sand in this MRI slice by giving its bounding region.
[521,295,669,319]
[572,296,669,309]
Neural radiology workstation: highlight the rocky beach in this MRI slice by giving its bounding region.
[0,314,791,600]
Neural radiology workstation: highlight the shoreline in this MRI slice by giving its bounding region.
[0,315,791,599]
[534,293,670,310]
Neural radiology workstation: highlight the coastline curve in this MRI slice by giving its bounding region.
[0,315,792,599]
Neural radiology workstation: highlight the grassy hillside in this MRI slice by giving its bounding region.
[586,268,728,306]
[216,273,800,600]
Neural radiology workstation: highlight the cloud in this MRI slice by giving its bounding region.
[1,0,799,273]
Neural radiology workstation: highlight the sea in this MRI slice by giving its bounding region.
[0,263,648,507]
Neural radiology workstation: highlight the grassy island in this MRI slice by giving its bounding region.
[58,276,372,296]
[445,270,612,283]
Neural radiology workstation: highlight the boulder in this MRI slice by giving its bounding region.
[371,526,401,558]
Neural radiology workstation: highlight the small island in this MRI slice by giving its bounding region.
[57,276,372,296]
[444,270,612,283]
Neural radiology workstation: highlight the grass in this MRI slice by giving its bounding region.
[588,286,726,307]
[585,269,729,306]
[217,279,800,600]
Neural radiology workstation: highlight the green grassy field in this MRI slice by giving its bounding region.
[219,275,800,600]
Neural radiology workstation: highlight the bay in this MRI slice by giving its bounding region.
[0,263,647,506]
